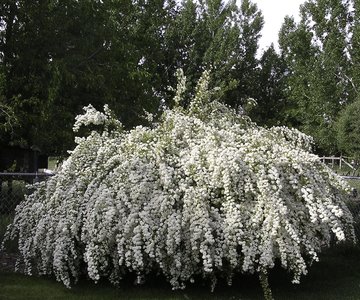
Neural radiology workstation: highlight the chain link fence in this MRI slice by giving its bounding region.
[0,173,53,214]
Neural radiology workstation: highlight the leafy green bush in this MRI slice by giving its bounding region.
[2,71,355,299]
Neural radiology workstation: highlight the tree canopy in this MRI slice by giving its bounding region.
[1,0,360,157]
[278,0,359,154]
[0,0,264,155]
[336,98,360,159]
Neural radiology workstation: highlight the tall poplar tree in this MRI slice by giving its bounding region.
[163,0,263,109]
[279,0,352,154]
[250,44,287,127]
[349,0,360,99]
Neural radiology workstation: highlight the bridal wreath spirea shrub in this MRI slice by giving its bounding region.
[3,71,355,292]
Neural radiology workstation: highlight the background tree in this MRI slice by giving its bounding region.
[0,0,59,152]
[249,44,288,126]
[224,0,263,109]
[0,66,18,139]
[336,98,360,159]
[0,0,174,154]
[163,0,263,109]
[0,0,266,156]
[279,0,352,154]
[44,0,160,154]
[348,0,360,100]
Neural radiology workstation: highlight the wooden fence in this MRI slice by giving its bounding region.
[320,156,360,178]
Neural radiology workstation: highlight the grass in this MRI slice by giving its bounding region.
[0,272,199,300]
[47,157,60,171]
[270,245,360,299]
[347,179,360,191]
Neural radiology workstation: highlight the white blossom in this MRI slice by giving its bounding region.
[2,71,355,293]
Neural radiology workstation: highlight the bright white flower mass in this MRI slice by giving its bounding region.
[2,71,355,294]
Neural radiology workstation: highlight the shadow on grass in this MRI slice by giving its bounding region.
[0,213,18,253]
[271,244,360,300]
[0,271,263,300]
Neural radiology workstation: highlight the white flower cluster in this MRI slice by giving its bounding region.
[2,72,355,293]
[73,104,122,133]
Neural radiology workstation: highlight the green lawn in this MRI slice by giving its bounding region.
[47,157,61,171]
[347,179,360,191]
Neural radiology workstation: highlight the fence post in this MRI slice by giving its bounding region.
[340,155,342,170]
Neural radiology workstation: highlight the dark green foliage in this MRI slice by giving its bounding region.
[249,44,288,127]
[164,0,263,109]
[0,0,266,156]
[4,0,360,157]
[0,67,17,137]
[0,0,172,154]
[223,0,263,109]
[336,99,360,158]
[278,0,356,154]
